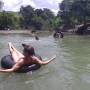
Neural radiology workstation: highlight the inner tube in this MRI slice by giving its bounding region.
[1,55,41,73]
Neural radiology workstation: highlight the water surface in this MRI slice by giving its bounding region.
[0,33,90,90]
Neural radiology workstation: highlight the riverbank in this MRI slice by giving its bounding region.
[0,30,31,34]
[0,30,76,36]
[0,30,53,34]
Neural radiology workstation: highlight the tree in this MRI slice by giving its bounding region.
[58,0,90,28]
[58,0,74,28]
[0,11,20,30]
[19,5,56,30]
[31,16,44,30]
[19,5,35,29]
[42,8,54,20]
[35,9,43,17]
[71,0,90,23]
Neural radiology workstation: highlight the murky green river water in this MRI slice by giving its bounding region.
[0,33,90,90]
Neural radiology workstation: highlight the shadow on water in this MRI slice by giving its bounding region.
[0,34,90,90]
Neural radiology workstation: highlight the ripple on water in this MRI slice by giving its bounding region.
[81,73,90,83]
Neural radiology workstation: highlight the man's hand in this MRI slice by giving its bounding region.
[50,55,56,61]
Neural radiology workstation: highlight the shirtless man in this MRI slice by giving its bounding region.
[0,42,56,73]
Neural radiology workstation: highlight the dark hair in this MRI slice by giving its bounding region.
[22,44,35,55]
[35,36,39,40]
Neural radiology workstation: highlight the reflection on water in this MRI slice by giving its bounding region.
[0,34,90,90]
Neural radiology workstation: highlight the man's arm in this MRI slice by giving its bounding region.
[0,59,23,73]
[34,55,56,65]
[0,66,19,73]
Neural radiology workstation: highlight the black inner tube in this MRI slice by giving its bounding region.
[1,55,41,73]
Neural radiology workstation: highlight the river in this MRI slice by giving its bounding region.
[0,33,90,90]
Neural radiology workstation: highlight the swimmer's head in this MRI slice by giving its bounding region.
[22,44,35,56]
[35,36,39,40]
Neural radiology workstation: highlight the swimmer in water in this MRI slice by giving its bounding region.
[0,42,56,73]
[53,31,64,38]
[35,35,39,40]
[31,30,39,40]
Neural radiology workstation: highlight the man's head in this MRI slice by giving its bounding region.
[22,44,35,56]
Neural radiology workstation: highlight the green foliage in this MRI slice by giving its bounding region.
[51,16,62,29]
[0,4,61,31]
[58,0,90,27]
[19,5,56,30]
[0,11,20,30]
[19,5,35,29]
[1,0,90,31]
[31,16,44,30]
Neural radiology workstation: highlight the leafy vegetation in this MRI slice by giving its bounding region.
[58,0,90,27]
[0,3,58,30]
[0,0,90,32]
